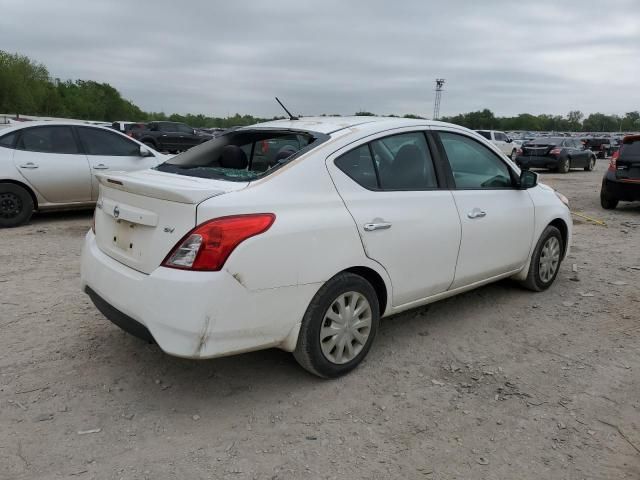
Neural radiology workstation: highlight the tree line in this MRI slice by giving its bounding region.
[1,50,638,132]
[0,50,268,128]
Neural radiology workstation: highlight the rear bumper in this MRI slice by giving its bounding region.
[80,231,320,358]
[516,155,558,169]
[601,172,640,201]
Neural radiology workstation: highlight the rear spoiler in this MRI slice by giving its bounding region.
[96,171,228,204]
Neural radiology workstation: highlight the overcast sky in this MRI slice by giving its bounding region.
[1,0,639,118]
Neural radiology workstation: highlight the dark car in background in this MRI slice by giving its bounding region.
[582,137,615,159]
[516,137,596,173]
[130,121,213,153]
[600,134,640,209]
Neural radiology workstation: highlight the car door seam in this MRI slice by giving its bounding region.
[447,190,464,291]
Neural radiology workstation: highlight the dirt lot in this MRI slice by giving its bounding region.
[1,160,638,480]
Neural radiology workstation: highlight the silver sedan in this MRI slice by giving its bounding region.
[0,122,165,227]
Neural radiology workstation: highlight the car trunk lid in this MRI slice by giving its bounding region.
[94,169,248,274]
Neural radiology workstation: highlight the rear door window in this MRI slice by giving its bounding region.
[371,132,438,190]
[335,145,377,190]
[17,126,80,154]
[77,127,141,156]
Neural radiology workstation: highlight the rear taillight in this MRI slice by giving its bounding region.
[549,147,562,157]
[608,151,619,171]
[161,214,275,271]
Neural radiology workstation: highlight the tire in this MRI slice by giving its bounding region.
[521,225,563,292]
[600,190,618,209]
[294,272,380,378]
[0,183,34,228]
[557,157,570,173]
[584,156,596,171]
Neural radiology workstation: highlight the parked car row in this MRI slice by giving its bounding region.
[3,115,637,378]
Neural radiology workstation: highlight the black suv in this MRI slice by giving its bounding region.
[130,121,213,153]
[600,134,640,209]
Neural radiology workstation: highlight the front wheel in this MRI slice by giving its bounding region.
[585,156,596,171]
[294,272,380,378]
[521,225,563,292]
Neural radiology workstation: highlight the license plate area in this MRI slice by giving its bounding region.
[114,219,136,251]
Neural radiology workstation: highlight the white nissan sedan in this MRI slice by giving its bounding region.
[81,117,572,378]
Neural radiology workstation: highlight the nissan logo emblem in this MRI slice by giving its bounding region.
[113,206,120,218]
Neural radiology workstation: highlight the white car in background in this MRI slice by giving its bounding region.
[476,130,519,160]
[0,122,165,227]
[81,116,572,378]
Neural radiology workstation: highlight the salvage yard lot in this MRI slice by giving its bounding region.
[1,160,638,479]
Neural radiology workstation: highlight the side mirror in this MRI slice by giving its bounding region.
[518,169,538,189]
[506,138,513,143]
[139,145,153,157]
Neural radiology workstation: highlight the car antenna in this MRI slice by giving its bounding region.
[275,97,298,120]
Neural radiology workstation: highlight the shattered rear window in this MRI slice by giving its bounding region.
[155,128,327,181]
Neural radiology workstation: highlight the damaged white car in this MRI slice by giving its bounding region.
[81,116,572,377]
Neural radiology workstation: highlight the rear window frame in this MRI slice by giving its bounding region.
[155,127,330,182]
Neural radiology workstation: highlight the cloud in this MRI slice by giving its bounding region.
[1,0,638,118]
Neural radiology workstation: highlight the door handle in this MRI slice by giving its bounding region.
[19,162,39,169]
[363,222,392,231]
[467,209,487,219]
[93,164,109,170]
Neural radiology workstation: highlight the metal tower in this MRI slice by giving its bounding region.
[433,78,445,120]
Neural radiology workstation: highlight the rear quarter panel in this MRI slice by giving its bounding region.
[195,148,392,298]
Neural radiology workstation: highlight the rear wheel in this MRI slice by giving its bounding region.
[600,190,618,209]
[0,183,34,228]
[557,157,570,173]
[294,272,380,378]
[585,156,596,171]
[522,225,563,292]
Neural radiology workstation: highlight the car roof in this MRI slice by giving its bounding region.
[0,120,115,135]
[248,116,449,135]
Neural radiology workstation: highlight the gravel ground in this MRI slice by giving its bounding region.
[1,159,638,480]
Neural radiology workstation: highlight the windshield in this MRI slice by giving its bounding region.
[155,128,326,181]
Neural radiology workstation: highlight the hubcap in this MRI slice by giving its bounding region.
[539,236,561,283]
[0,192,22,219]
[320,291,372,365]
